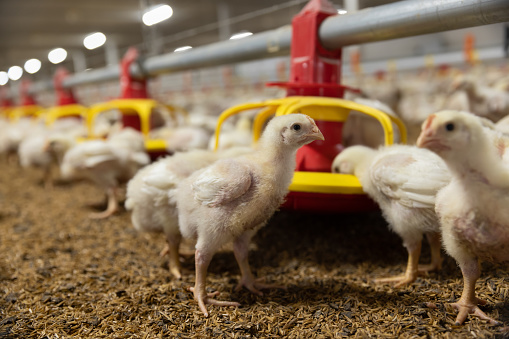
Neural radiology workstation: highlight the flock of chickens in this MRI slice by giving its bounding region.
[1,63,509,325]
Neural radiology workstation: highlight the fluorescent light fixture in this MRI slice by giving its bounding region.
[8,66,23,81]
[337,9,347,14]
[174,46,192,52]
[84,32,107,50]
[24,59,42,74]
[0,72,8,86]
[48,48,68,64]
[229,31,253,40]
[142,4,173,26]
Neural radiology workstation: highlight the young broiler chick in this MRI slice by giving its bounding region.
[125,147,252,279]
[450,75,509,122]
[176,114,324,316]
[332,144,450,287]
[61,128,150,219]
[417,110,509,325]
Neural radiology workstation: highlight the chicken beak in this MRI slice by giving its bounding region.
[309,127,325,142]
[42,141,51,152]
[416,115,436,148]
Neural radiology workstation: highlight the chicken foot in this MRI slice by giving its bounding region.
[190,248,240,317]
[233,231,285,295]
[451,258,500,325]
[89,187,118,219]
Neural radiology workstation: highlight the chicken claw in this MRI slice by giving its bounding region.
[235,276,286,296]
[188,286,240,317]
[450,298,500,326]
[375,274,417,288]
[88,187,118,219]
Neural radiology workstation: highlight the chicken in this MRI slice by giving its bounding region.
[176,114,324,316]
[60,128,150,219]
[332,144,450,287]
[18,132,54,187]
[342,97,401,149]
[0,118,42,164]
[125,146,252,279]
[449,75,509,122]
[164,126,212,153]
[208,115,253,150]
[417,110,509,325]
[18,124,84,188]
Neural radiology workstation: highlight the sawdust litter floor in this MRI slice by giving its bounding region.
[0,162,508,338]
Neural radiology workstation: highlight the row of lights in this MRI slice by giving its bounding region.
[0,5,346,86]
[0,31,107,86]
[0,4,175,86]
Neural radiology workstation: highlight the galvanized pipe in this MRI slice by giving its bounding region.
[320,0,509,49]
[36,0,509,91]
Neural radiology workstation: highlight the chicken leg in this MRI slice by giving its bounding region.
[376,232,442,287]
[89,187,118,219]
[375,240,422,287]
[451,257,500,325]
[189,248,240,317]
[418,232,442,272]
[159,233,182,279]
[233,230,285,295]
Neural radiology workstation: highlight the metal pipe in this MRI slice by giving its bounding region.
[63,25,292,88]
[37,0,509,91]
[320,0,509,49]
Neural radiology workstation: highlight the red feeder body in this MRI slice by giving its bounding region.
[265,0,375,212]
[267,0,352,173]
[20,80,37,106]
[119,47,150,131]
[54,67,79,106]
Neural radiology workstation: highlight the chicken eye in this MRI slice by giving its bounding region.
[445,123,455,131]
[292,124,301,131]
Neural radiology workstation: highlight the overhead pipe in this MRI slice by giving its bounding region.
[32,0,509,92]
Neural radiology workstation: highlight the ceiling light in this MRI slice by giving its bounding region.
[174,46,192,52]
[48,48,68,64]
[24,59,42,74]
[142,4,173,26]
[0,72,8,86]
[229,31,253,40]
[8,66,23,81]
[337,9,347,14]
[84,32,107,50]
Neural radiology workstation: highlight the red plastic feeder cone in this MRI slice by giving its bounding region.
[265,0,377,212]
[119,47,150,131]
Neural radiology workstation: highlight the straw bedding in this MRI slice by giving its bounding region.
[0,162,508,338]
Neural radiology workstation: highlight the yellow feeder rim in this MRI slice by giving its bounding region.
[44,104,88,126]
[213,96,408,196]
[86,98,189,153]
[8,105,44,121]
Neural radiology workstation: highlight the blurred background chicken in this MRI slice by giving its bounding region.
[418,110,509,326]
[60,127,150,219]
[448,74,509,122]
[332,144,450,287]
[341,97,401,149]
[176,114,324,316]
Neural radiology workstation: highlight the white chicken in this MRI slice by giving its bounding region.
[208,115,253,150]
[18,122,85,187]
[125,146,253,279]
[342,97,401,149]
[417,110,509,325]
[449,75,509,122]
[332,144,450,287]
[176,114,324,316]
[164,126,212,153]
[60,128,150,219]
